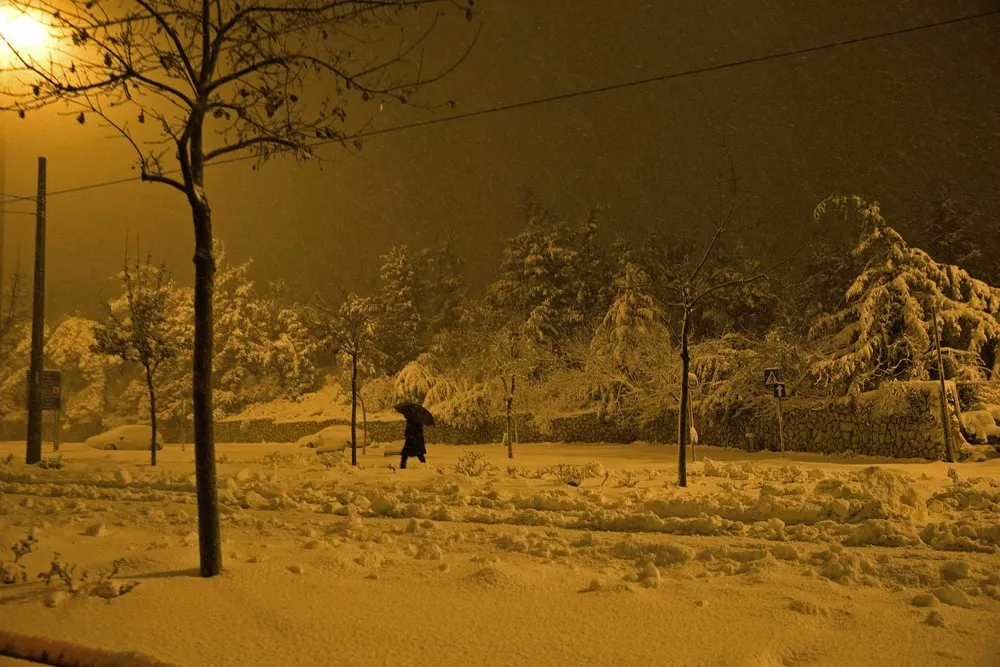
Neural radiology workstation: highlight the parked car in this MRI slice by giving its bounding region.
[86,425,164,451]
[296,425,366,453]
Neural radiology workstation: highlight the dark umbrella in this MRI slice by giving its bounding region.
[394,402,435,426]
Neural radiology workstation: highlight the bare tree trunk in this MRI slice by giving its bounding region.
[350,352,358,466]
[191,197,222,578]
[504,376,515,459]
[145,366,157,467]
[677,307,691,488]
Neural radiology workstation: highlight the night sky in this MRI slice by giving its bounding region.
[2,0,998,318]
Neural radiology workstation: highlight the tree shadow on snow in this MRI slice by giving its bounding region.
[131,567,202,581]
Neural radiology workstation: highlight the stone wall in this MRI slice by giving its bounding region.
[691,381,963,459]
[1,381,967,461]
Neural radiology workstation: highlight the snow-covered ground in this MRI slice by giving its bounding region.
[1,440,999,667]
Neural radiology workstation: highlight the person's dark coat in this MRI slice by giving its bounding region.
[401,420,426,456]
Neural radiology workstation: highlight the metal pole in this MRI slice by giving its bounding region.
[930,300,955,463]
[53,401,60,452]
[25,157,45,465]
[776,395,786,456]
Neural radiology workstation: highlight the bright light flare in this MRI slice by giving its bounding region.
[0,8,47,52]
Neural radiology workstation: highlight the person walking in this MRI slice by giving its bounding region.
[400,418,426,469]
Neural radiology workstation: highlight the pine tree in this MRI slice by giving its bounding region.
[210,245,318,413]
[486,206,583,348]
[810,195,1000,393]
[415,241,466,346]
[570,207,615,330]
[588,254,672,420]
[375,246,422,374]
[922,187,981,271]
[212,242,271,414]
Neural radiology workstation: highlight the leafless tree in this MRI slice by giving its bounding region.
[666,129,804,488]
[92,252,184,466]
[1,0,477,576]
[307,293,381,466]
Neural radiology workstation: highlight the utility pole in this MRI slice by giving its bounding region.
[25,157,45,465]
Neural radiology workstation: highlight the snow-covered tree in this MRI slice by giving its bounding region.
[415,241,466,347]
[0,266,29,422]
[395,355,437,404]
[212,243,318,414]
[93,256,186,466]
[487,204,611,349]
[571,207,615,329]
[157,286,195,443]
[921,188,981,274]
[810,196,1000,394]
[308,293,381,466]
[374,246,422,374]
[587,256,677,422]
[43,317,119,430]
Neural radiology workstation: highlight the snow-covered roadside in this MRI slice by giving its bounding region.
[1,442,999,666]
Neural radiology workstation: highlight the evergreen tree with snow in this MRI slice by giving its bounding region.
[587,253,673,420]
[570,207,615,330]
[810,195,1000,394]
[415,240,466,347]
[921,187,982,273]
[212,243,319,413]
[212,241,271,413]
[487,203,609,349]
[374,245,423,374]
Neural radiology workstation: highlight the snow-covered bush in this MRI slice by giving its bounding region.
[430,384,494,429]
[394,355,436,404]
[1,533,37,585]
[453,450,492,477]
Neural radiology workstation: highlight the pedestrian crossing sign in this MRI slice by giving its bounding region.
[763,368,781,387]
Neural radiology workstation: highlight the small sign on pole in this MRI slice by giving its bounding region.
[763,367,782,387]
[773,382,787,399]
[27,369,62,411]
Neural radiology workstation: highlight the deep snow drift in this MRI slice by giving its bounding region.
[1,441,999,667]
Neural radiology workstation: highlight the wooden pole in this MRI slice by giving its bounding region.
[25,157,46,465]
[930,300,955,463]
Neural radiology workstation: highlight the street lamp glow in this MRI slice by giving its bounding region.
[0,10,46,52]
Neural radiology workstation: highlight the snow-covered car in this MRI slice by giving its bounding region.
[86,425,164,451]
[296,425,366,453]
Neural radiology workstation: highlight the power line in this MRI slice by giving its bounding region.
[7,7,999,201]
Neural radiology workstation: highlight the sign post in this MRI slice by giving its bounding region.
[773,382,787,456]
[28,369,61,451]
[764,369,786,455]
